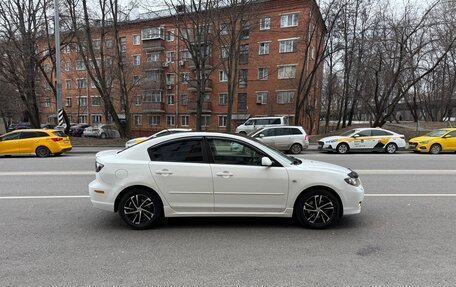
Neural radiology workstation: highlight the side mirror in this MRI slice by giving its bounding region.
[259,133,265,138]
[353,134,359,138]
[261,157,273,167]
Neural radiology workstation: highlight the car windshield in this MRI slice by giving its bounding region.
[425,130,448,137]
[340,129,358,137]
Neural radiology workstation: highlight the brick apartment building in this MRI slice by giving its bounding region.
[38,0,325,136]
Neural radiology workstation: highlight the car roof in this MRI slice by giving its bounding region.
[257,125,303,129]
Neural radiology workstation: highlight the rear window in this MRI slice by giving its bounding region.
[52,131,67,137]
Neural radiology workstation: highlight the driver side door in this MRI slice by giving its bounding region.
[0,132,21,154]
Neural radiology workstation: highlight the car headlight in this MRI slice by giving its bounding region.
[345,170,360,186]
[419,140,432,144]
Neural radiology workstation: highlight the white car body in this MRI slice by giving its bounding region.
[89,132,364,229]
[125,128,192,148]
[235,116,288,134]
[250,126,309,154]
[318,128,406,154]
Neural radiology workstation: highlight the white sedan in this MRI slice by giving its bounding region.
[89,132,364,229]
[318,127,407,154]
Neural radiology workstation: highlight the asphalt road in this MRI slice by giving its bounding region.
[1,150,455,286]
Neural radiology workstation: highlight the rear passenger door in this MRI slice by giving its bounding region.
[352,130,373,150]
[272,128,292,150]
[19,131,41,154]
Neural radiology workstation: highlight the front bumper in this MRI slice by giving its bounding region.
[317,141,335,151]
[408,142,428,152]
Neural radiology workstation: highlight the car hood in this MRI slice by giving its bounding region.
[319,135,346,142]
[409,136,435,142]
[301,159,352,175]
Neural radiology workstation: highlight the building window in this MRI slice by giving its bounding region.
[92,39,101,49]
[239,69,248,88]
[141,27,164,40]
[65,80,72,89]
[146,52,160,62]
[278,65,296,79]
[133,75,140,86]
[220,46,229,59]
[106,39,113,48]
[219,93,228,105]
[260,17,271,30]
[256,92,268,104]
[239,44,249,64]
[181,72,190,83]
[120,37,126,51]
[145,70,161,81]
[144,91,162,102]
[258,68,268,80]
[91,96,101,106]
[166,74,175,85]
[78,115,88,123]
[240,20,250,39]
[135,95,142,106]
[149,115,160,126]
[181,95,189,105]
[166,30,175,41]
[167,94,174,105]
[43,98,51,108]
[202,115,210,127]
[78,96,88,107]
[76,60,85,70]
[180,50,191,60]
[63,45,71,53]
[133,55,141,66]
[181,28,190,40]
[181,115,189,126]
[219,23,229,35]
[218,115,227,127]
[133,35,141,45]
[77,78,87,89]
[219,70,228,82]
[279,39,298,53]
[92,114,102,124]
[64,62,71,71]
[65,97,72,107]
[258,42,270,55]
[281,13,299,28]
[277,91,294,104]
[167,115,175,126]
[135,114,142,126]
[165,51,175,63]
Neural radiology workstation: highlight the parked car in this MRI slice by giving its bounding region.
[235,116,288,135]
[69,123,90,137]
[7,122,32,132]
[40,124,55,129]
[408,128,456,154]
[125,128,193,148]
[318,127,406,154]
[89,132,364,230]
[0,129,72,157]
[83,124,120,139]
[249,126,309,154]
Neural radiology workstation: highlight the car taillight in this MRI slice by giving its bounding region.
[305,135,309,141]
[51,137,63,142]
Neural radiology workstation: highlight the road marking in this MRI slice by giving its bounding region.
[365,194,456,197]
[0,171,95,176]
[0,195,90,199]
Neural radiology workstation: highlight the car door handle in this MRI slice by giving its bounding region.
[216,171,234,178]
[155,169,173,176]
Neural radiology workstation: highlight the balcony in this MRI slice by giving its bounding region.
[187,58,213,69]
[142,40,165,51]
[143,61,163,70]
[142,102,165,112]
[187,79,213,92]
[186,102,212,113]
[142,79,163,90]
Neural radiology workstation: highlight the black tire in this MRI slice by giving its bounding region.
[295,189,341,229]
[385,143,398,154]
[100,133,107,139]
[35,146,50,158]
[239,131,247,135]
[54,152,63,156]
[290,143,303,154]
[118,189,163,230]
[430,144,442,154]
[336,143,349,154]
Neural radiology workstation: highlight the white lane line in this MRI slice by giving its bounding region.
[0,195,90,199]
[0,171,95,176]
[365,194,456,197]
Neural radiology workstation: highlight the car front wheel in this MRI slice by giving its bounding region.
[295,189,340,229]
[385,143,397,154]
[430,144,441,154]
[118,189,163,229]
[336,143,349,154]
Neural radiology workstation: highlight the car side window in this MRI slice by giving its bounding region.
[148,139,204,163]
[448,131,456,137]
[371,130,392,136]
[274,128,288,136]
[356,130,372,137]
[36,132,50,137]
[244,120,253,126]
[291,128,303,135]
[20,131,38,139]
[2,132,21,141]
[256,119,268,125]
[258,128,274,137]
[271,118,281,124]
[209,138,267,166]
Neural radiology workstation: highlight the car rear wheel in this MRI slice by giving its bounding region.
[35,146,50,158]
[385,143,397,154]
[100,133,107,139]
[239,131,247,135]
[336,143,349,154]
[118,189,163,230]
[430,144,442,154]
[290,143,302,154]
[295,189,340,229]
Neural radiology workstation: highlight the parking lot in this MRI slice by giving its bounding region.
[1,150,455,285]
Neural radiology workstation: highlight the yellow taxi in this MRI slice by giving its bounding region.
[408,128,456,154]
[0,129,72,157]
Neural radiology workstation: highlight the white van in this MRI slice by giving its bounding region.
[235,116,288,134]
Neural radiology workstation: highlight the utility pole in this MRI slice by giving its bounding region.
[54,0,64,126]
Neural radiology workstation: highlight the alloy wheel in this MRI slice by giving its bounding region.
[386,143,397,154]
[303,195,335,225]
[123,194,155,225]
[337,143,349,154]
[290,143,302,154]
[430,144,441,154]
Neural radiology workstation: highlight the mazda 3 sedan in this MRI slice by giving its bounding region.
[89,132,364,229]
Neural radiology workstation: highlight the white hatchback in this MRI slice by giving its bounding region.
[89,132,364,229]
